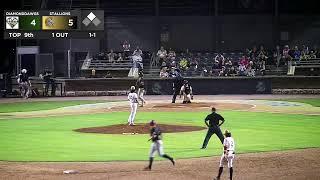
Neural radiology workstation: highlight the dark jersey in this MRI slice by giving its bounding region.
[205,112,224,127]
[18,73,29,83]
[43,70,52,81]
[150,126,162,142]
[173,74,183,91]
[136,78,144,88]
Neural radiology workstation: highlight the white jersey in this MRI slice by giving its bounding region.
[223,137,235,152]
[128,92,138,104]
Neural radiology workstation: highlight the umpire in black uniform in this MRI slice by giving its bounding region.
[201,107,225,149]
[171,69,184,103]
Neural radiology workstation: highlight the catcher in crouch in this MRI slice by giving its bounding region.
[179,80,193,104]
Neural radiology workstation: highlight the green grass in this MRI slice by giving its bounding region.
[0,111,319,161]
[278,98,320,107]
[0,100,107,113]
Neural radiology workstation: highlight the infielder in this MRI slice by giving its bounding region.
[136,71,146,107]
[17,69,31,99]
[201,107,225,149]
[127,86,138,126]
[179,80,193,104]
[144,120,175,170]
[214,130,235,180]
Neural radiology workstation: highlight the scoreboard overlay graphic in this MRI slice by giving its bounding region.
[4,10,104,39]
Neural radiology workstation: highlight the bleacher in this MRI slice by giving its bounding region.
[83,59,133,70]
[293,59,320,76]
[80,51,152,78]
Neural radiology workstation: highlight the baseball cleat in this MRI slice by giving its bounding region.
[143,166,151,171]
[171,159,175,166]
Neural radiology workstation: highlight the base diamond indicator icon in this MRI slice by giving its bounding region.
[87,12,96,21]
[82,12,101,27]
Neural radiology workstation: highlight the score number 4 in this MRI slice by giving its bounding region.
[30,19,36,26]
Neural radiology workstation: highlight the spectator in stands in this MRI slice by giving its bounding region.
[219,66,227,77]
[132,46,143,70]
[257,45,268,68]
[190,58,199,72]
[108,49,116,63]
[282,45,292,63]
[214,53,225,64]
[117,53,123,62]
[301,45,309,56]
[300,49,309,60]
[201,66,209,77]
[157,46,167,67]
[225,58,233,75]
[312,45,319,57]
[273,45,282,67]
[122,40,131,59]
[159,67,169,78]
[179,58,188,71]
[229,66,238,76]
[239,55,249,67]
[168,48,176,61]
[211,60,220,76]
[238,63,247,76]
[133,46,143,56]
[293,46,301,59]
[161,61,167,69]
[247,61,255,77]
[250,45,258,62]
[309,50,317,59]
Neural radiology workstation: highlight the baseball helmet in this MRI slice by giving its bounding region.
[149,120,156,126]
[138,70,144,77]
[21,69,27,73]
[224,130,231,137]
[130,86,135,91]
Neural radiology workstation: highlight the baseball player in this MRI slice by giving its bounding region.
[172,69,184,103]
[201,107,225,149]
[214,130,235,180]
[127,86,138,126]
[136,71,146,107]
[179,80,193,104]
[17,69,31,99]
[144,120,175,171]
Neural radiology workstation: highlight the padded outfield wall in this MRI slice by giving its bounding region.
[61,76,320,95]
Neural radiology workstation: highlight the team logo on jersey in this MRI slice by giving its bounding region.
[6,16,19,29]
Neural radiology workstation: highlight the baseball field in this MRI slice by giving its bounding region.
[0,95,319,180]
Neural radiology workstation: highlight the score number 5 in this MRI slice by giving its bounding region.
[68,19,73,27]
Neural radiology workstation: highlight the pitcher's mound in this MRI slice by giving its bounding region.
[75,123,206,134]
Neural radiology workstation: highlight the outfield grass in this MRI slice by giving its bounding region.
[0,111,319,161]
[0,100,107,113]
